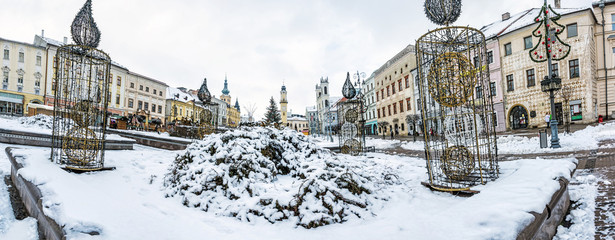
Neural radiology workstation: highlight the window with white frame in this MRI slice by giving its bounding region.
[18,51,24,63]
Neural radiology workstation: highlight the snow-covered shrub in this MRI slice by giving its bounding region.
[164,127,398,228]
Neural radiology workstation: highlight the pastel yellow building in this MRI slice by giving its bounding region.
[165,87,196,123]
[374,44,418,135]
[1,36,45,115]
[227,99,240,128]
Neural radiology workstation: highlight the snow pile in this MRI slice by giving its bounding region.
[554,171,598,240]
[164,127,398,228]
[18,114,55,129]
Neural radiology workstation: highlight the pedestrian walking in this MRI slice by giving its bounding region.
[544,114,550,128]
[390,130,394,139]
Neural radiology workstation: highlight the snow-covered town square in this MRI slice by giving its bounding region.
[1,0,615,239]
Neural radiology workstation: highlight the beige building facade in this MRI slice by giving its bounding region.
[498,8,598,129]
[1,37,46,116]
[374,44,418,135]
[125,72,168,124]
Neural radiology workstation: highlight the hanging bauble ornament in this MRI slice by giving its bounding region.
[423,0,462,26]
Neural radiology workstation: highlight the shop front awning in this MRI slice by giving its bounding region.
[0,92,24,104]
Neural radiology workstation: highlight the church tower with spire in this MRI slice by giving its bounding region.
[280,83,288,125]
[220,74,231,106]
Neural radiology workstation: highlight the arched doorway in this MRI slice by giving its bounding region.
[509,105,528,129]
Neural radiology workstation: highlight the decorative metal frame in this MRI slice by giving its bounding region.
[191,78,218,139]
[51,0,110,171]
[416,25,499,192]
[338,72,366,155]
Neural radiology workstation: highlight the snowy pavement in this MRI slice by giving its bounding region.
[1,142,578,240]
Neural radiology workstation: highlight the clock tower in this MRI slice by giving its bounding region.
[280,84,288,125]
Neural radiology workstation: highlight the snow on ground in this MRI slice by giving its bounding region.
[399,122,615,154]
[0,115,133,142]
[3,138,577,239]
[554,170,598,240]
[0,143,38,240]
[400,140,425,151]
[498,122,615,154]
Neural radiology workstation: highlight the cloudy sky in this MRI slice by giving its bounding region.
[0,0,593,118]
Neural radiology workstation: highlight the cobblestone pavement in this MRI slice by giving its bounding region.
[579,140,615,240]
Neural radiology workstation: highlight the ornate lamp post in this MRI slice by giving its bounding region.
[529,0,571,148]
[541,74,561,147]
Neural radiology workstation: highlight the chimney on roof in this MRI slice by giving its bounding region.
[63,37,67,44]
[555,0,561,8]
[502,12,511,21]
[41,29,44,38]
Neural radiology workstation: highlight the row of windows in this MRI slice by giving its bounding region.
[376,75,410,101]
[2,49,42,66]
[2,70,41,94]
[377,64,410,87]
[107,73,164,97]
[377,98,412,118]
[506,59,578,92]
[127,98,163,114]
[504,23,577,56]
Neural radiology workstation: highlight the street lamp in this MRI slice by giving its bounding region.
[528,0,572,148]
[541,74,561,148]
[600,0,609,120]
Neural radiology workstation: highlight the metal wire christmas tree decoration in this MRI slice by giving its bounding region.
[528,3,571,62]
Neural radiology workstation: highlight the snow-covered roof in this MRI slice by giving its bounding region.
[306,106,317,112]
[480,7,591,40]
[287,116,308,122]
[166,87,194,103]
[39,36,65,47]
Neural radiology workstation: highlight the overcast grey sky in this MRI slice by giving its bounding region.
[0,0,593,118]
